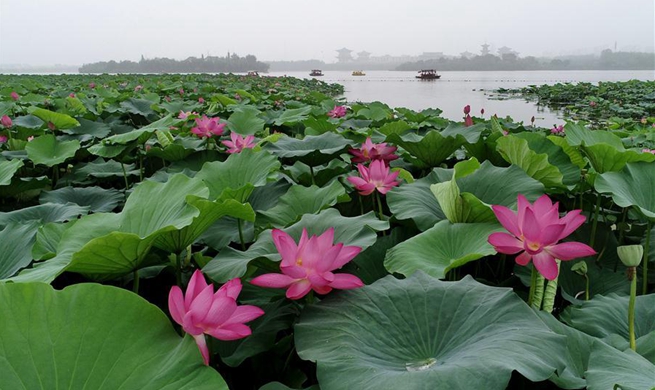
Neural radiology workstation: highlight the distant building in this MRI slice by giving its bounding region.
[481,44,491,56]
[459,51,476,59]
[419,52,445,60]
[497,46,518,56]
[336,48,354,63]
[356,51,371,61]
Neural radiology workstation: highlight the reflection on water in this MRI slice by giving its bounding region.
[268,70,654,126]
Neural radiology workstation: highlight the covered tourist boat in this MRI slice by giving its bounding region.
[416,69,441,80]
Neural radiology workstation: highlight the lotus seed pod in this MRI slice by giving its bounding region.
[617,245,643,267]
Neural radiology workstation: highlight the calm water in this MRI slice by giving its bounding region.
[268,70,655,126]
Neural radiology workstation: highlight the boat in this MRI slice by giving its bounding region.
[310,69,324,77]
[246,71,259,77]
[416,69,441,80]
[352,70,366,76]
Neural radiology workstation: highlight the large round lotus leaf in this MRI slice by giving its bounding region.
[273,106,312,126]
[386,130,466,168]
[40,186,124,213]
[0,282,227,390]
[0,202,88,228]
[595,162,655,219]
[264,132,352,166]
[561,293,655,362]
[227,106,265,135]
[0,221,39,279]
[0,159,23,186]
[294,273,566,390]
[75,157,140,178]
[27,107,80,130]
[384,221,503,279]
[586,340,655,390]
[26,134,81,167]
[196,148,281,202]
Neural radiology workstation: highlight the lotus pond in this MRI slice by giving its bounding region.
[0,74,654,390]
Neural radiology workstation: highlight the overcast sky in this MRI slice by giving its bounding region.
[1,0,653,66]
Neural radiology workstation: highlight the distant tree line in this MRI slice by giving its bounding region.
[396,50,654,71]
[79,53,269,73]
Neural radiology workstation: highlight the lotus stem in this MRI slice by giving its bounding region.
[358,194,364,215]
[139,151,144,181]
[133,269,139,294]
[584,275,590,301]
[375,191,387,236]
[533,273,545,309]
[628,266,637,351]
[309,165,316,185]
[237,219,246,250]
[642,221,651,295]
[589,194,602,251]
[528,266,538,307]
[120,162,129,192]
[175,252,183,287]
[541,261,560,313]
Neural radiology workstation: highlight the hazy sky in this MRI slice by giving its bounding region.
[1,0,653,66]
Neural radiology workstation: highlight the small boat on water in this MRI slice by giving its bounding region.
[247,71,259,77]
[352,70,366,76]
[310,69,324,77]
[416,69,441,80]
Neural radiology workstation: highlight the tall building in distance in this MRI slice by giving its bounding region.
[356,51,371,61]
[481,43,491,56]
[336,48,354,62]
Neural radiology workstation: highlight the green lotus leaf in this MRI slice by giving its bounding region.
[196,148,281,202]
[303,117,338,135]
[0,222,40,279]
[102,114,174,145]
[0,202,88,228]
[32,220,76,261]
[264,132,351,166]
[0,159,23,186]
[273,106,312,126]
[260,383,319,390]
[75,157,139,178]
[215,300,298,367]
[595,162,655,219]
[87,142,130,158]
[547,135,586,169]
[40,186,124,213]
[355,102,391,122]
[386,130,466,168]
[535,311,597,389]
[0,282,227,389]
[294,273,567,390]
[154,196,255,253]
[203,209,388,282]
[440,122,485,144]
[147,143,195,162]
[258,181,347,227]
[26,134,81,167]
[378,120,413,136]
[562,293,655,362]
[120,98,156,117]
[385,221,502,278]
[12,114,44,129]
[64,118,112,139]
[27,107,80,129]
[227,106,265,135]
[496,135,569,188]
[586,341,655,390]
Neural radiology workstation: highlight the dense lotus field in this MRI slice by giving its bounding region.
[496,80,655,129]
[0,73,654,390]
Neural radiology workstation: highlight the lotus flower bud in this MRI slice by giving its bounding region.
[463,105,471,115]
[1,115,12,128]
[617,245,643,267]
[571,261,588,276]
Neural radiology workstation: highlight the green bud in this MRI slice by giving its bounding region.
[571,261,588,276]
[617,245,644,267]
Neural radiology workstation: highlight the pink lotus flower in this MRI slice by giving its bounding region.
[178,111,198,120]
[134,85,143,92]
[328,105,347,118]
[589,101,597,107]
[551,125,564,135]
[464,114,474,127]
[234,93,242,101]
[480,108,485,116]
[349,137,398,164]
[48,122,56,131]
[1,115,12,128]
[164,96,171,102]
[168,270,264,365]
[488,194,596,280]
[27,136,34,142]
[0,135,7,144]
[463,105,471,115]
[198,97,205,104]
[642,148,655,154]
[10,92,19,101]
[191,115,226,138]
[89,82,96,89]
[640,118,648,125]
[347,160,400,196]
[222,132,256,154]
[179,88,185,95]
[69,93,75,98]
[250,228,363,299]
